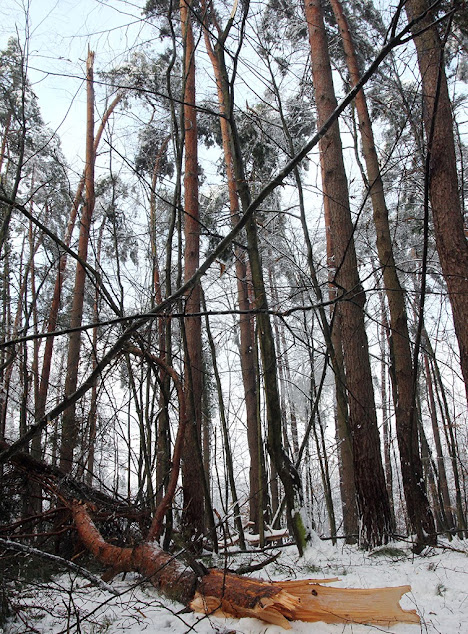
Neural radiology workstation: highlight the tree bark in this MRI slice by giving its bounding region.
[264,52,358,539]
[179,0,206,548]
[201,6,263,532]
[72,501,419,628]
[378,291,396,528]
[323,181,358,542]
[424,354,454,531]
[34,91,122,433]
[202,291,246,549]
[304,0,392,547]
[205,6,309,554]
[405,0,468,403]
[330,0,435,548]
[59,49,96,473]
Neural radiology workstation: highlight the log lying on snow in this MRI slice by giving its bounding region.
[72,502,419,629]
[269,579,419,627]
[191,573,419,628]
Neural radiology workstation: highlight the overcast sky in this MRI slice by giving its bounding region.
[0,0,153,166]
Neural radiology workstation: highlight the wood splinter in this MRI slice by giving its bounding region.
[191,570,419,629]
[72,502,420,630]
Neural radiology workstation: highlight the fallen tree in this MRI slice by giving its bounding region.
[72,501,420,629]
[0,439,137,513]
[1,369,420,630]
[1,354,420,629]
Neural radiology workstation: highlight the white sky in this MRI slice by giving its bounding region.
[0,0,152,166]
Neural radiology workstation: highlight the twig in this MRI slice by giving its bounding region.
[231,552,280,575]
[0,537,119,595]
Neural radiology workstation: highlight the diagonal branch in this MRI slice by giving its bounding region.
[0,10,432,466]
[0,537,119,595]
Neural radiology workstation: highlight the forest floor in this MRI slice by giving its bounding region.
[2,533,467,633]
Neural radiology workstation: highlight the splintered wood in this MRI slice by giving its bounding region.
[73,503,419,630]
[191,570,300,629]
[191,570,420,629]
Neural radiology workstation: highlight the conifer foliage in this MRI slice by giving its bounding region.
[0,0,467,627]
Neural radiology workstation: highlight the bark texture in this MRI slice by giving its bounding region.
[201,8,262,532]
[330,0,435,547]
[406,0,468,403]
[304,0,392,547]
[180,0,205,547]
[59,49,96,473]
[212,17,309,554]
[34,91,122,432]
[72,502,419,629]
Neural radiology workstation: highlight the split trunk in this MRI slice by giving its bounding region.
[72,501,419,630]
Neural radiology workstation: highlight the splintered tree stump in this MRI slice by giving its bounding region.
[72,502,420,629]
[191,571,419,629]
[273,578,419,626]
[191,570,301,628]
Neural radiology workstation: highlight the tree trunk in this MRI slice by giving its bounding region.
[202,291,246,550]
[72,501,419,628]
[59,49,96,473]
[206,11,309,555]
[82,216,105,486]
[268,262,299,457]
[201,4,263,533]
[424,354,454,531]
[325,198,358,542]
[330,0,435,548]
[309,344,337,543]
[430,352,467,535]
[34,91,122,434]
[304,0,392,548]
[179,0,206,549]
[405,0,468,403]
[263,51,358,540]
[0,218,42,444]
[417,409,447,534]
[378,291,396,528]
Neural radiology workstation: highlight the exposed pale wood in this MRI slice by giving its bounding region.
[192,573,419,628]
[73,502,419,629]
[192,571,299,629]
[191,592,295,629]
[278,579,420,625]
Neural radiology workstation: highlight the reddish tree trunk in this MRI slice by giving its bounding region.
[330,0,435,548]
[202,5,309,554]
[304,0,392,547]
[201,6,262,532]
[322,164,358,542]
[59,49,96,473]
[72,502,419,628]
[406,0,468,403]
[179,0,205,547]
[34,92,122,433]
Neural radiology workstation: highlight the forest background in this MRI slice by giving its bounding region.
[0,0,467,631]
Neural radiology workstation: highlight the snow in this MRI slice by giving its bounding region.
[2,538,467,633]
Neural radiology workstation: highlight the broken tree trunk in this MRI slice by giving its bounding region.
[72,502,419,629]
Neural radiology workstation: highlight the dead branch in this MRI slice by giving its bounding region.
[0,439,140,514]
[0,537,118,595]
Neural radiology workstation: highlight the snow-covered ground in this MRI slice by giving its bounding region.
[3,536,467,633]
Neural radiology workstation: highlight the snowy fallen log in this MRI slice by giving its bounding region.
[72,501,420,629]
